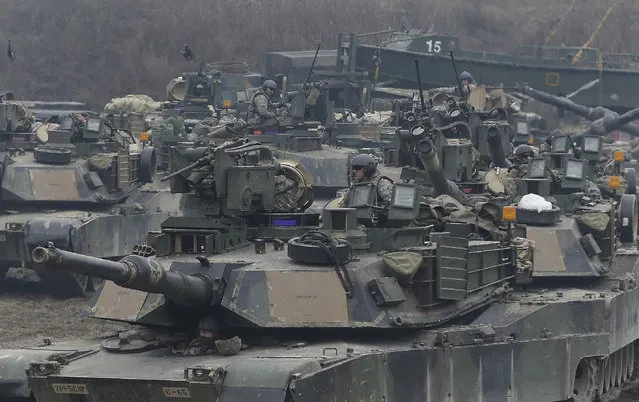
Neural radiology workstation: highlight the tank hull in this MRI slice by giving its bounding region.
[2,248,638,401]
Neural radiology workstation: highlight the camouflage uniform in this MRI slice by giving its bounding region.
[247,89,278,127]
[339,171,394,207]
[273,175,299,212]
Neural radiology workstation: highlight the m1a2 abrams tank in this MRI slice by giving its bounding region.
[195,74,362,199]
[0,108,185,296]
[5,139,639,401]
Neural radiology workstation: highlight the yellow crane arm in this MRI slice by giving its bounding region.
[544,0,577,45]
[572,4,617,64]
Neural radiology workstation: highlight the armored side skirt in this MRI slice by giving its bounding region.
[22,286,639,402]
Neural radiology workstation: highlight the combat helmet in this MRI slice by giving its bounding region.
[261,80,278,93]
[351,153,377,177]
[513,144,536,163]
[459,71,474,83]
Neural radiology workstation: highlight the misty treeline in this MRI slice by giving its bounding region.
[0,0,636,109]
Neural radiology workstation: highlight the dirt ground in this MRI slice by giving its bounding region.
[1,289,639,401]
[603,384,639,402]
[0,290,129,349]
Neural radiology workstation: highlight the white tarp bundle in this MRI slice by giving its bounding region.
[104,94,162,114]
[518,193,552,212]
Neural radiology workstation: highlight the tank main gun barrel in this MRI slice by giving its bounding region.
[31,246,211,305]
[416,140,468,203]
[416,140,448,196]
[575,107,639,138]
[486,129,508,168]
[517,84,590,117]
[516,84,639,136]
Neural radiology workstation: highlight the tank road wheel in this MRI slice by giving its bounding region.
[633,341,639,379]
[625,168,637,195]
[609,353,618,389]
[620,348,627,383]
[616,349,624,386]
[629,343,636,379]
[139,146,157,183]
[623,345,632,381]
[597,358,608,396]
[618,194,638,243]
[572,358,599,402]
[602,355,612,394]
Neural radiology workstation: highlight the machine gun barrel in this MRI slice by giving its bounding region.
[516,84,639,136]
[575,107,639,138]
[160,157,210,182]
[486,129,508,167]
[450,51,466,101]
[301,43,321,90]
[414,59,426,112]
[31,246,211,305]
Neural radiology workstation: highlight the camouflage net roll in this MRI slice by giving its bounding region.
[104,95,162,114]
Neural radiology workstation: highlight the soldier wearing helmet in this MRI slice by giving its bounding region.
[247,80,279,128]
[459,71,475,85]
[179,316,241,356]
[456,71,476,97]
[486,144,539,198]
[339,153,394,207]
[513,144,536,165]
[508,144,539,179]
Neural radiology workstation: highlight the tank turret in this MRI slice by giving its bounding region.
[30,204,517,331]
[0,144,156,205]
